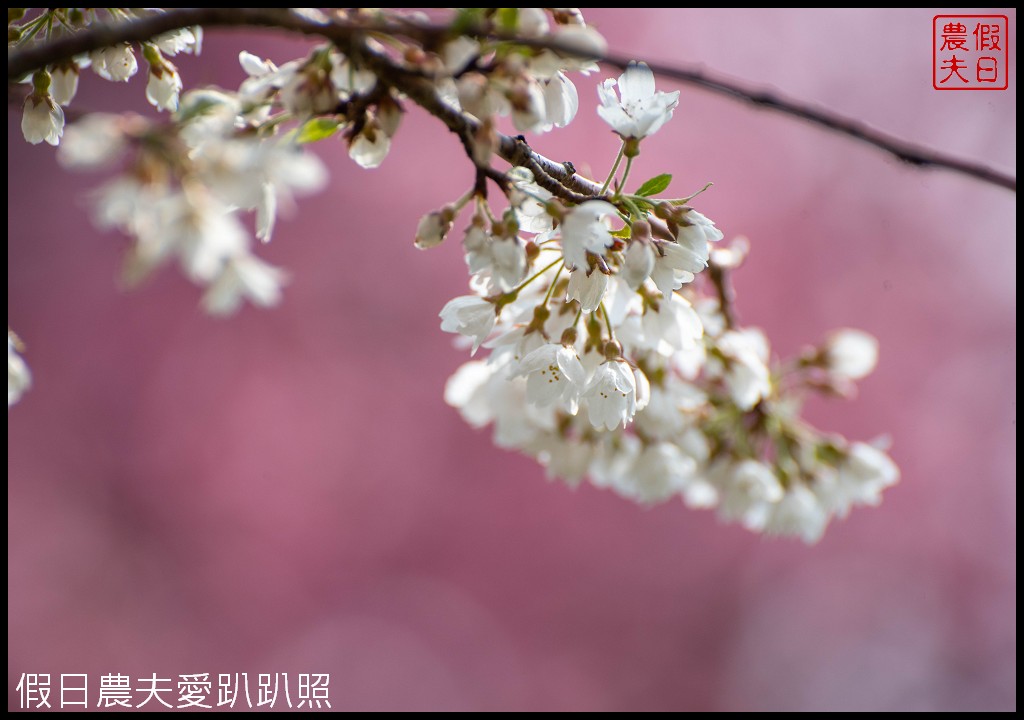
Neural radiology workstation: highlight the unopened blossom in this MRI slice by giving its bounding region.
[349,99,402,169]
[514,342,587,412]
[22,93,64,146]
[50,63,80,106]
[416,207,456,250]
[597,62,679,139]
[566,268,608,313]
[8,333,32,408]
[823,328,879,381]
[440,296,497,354]
[560,200,618,269]
[145,59,183,111]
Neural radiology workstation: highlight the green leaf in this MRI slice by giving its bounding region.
[635,173,673,197]
[495,7,519,31]
[452,7,487,35]
[296,117,340,144]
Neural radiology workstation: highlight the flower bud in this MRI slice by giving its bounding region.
[414,206,456,250]
[822,329,879,381]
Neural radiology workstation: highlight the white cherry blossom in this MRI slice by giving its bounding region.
[90,44,138,82]
[440,296,497,354]
[565,268,608,313]
[146,61,182,111]
[21,94,64,146]
[824,328,879,381]
[560,200,618,270]
[8,333,32,408]
[597,62,679,139]
[584,360,640,430]
[514,343,587,412]
[202,254,287,316]
[50,65,79,105]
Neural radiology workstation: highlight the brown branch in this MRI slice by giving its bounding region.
[340,36,606,202]
[7,8,1015,193]
[708,258,737,330]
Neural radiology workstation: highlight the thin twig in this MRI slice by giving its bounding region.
[708,259,736,330]
[7,8,1015,192]
[618,55,1016,193]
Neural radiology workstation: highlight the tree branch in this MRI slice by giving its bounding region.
[707,259,737,330]
[7,8,1015,193]
[619,56,1016,193]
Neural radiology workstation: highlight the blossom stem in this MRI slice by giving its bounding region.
[452,187,476,212]
[599,142,625,197]
[542,265,565,306]
[598,301,615,341]
[616,155,635,199]
[477,196,499,224]
[514,257,562,296]
[14,13,51,47]
[708,258,736,329]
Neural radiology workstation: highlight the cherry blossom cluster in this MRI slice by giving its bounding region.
[430,61,897,543]
[13,8,201,146]
[8,8,898,541]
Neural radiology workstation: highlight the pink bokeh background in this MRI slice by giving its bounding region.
[8,9,1016,711]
